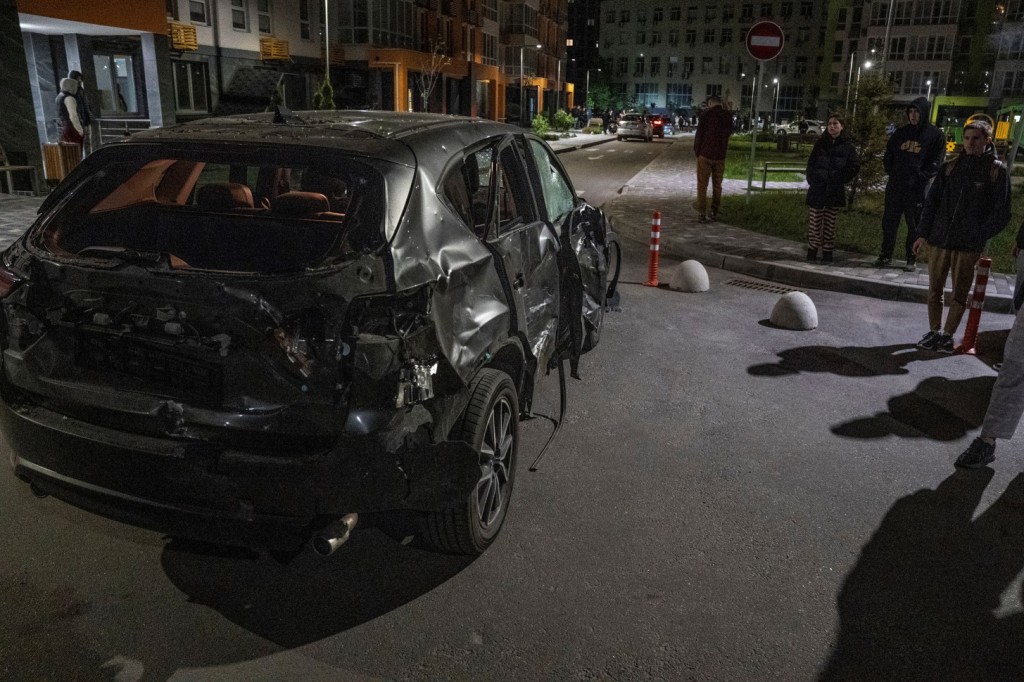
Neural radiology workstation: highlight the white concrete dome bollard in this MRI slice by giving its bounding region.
[769,291,818,330]
[669,259,710,292]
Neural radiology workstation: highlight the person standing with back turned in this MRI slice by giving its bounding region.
[693,95,733,223]
[874,97,945,271]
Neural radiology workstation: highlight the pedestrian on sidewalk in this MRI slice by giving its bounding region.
[955,303,1024,468]
[693,95,733,223]
[874,97,945,271]
[804,115,860,264]
[912,120,1011,353]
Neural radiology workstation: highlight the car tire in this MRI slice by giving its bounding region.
[617,135,622,141]
[423,368,518,555]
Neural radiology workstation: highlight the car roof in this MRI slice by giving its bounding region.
[114,110,517,168]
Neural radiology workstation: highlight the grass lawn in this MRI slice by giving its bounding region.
[718,189,1023,273]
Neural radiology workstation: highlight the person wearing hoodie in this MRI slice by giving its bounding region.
[912,120,1011,354]
[804,114,860,263]
[55,76,85,146]
[875,97,945,271]
[693,95,733,223]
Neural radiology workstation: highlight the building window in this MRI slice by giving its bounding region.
[669,29,679,46]
[705,6,716,20]
[618,56,628,75]
[799,1,813,18]
[634,82,659,107]
[299,0,311,39]
[651,56,661,75]
[685,29,696,45]
[231,0,248,31]
[636,30,646,44]
[620,9,630,23]
[189,0,208,24]
[706,84,722,101]
[781,1,792,18]
[760,3,772,18]
[741,4,754,21]
[483,33,497,65]
[704,29,715,43]
[172,60,210,114]
[723,4,734,21]
[702,57,713,74]
[888,36,906,61]
[670,6,681,21]
[653,7,663,23]
[683,56,694,77]
[666,82,691,108]
[652,31,662,45]
[794,56,807,78]
[637,8,647,22]
[167,0,179,20]
[257,0,272,34]
[607,9,616,23]
[634,56,645,76]
[667,56,677,77]
[686,6,697,22]
[721,28,733,44]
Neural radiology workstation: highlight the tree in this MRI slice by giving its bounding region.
[415,38,452,112]
[846,72,894,208]
[312,76,335,111]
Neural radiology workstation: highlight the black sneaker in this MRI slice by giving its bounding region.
[806,248,818,262]
[934,333,955,354]
[698,214,707,223]
[873,256,892,267]
[917,330,940,349]
[903,258,916,272]
[955,438,996,469]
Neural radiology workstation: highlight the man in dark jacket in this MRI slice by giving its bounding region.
[693,96,733,223]
[912,120,1011,353]
[875,97,946,271]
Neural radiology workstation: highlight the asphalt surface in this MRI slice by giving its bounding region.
[3,131,1017,316]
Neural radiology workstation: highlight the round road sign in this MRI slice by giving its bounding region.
[746,21,785,61]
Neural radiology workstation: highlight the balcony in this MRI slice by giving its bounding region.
[260,37,290,61]
[466,9,482,25]
[168,22,198,51]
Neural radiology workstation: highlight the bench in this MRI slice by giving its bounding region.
[761,161,806,190]
[0,143,39,195]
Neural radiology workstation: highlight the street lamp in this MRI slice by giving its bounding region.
[926,79,932,99]
[585,68,601,112]
[772,77,780,125]
[519,43,541,126]
[852,60,872,119]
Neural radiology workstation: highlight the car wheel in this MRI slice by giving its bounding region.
[423,368,518,555]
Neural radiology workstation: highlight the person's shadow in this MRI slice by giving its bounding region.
[831,375,995,441]
[820,470,1024,680]
[748,344,937,378]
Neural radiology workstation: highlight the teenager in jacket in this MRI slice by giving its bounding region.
[805,115,860,263]
[55,77,85,145]
[875,97,946,271]
[912,120,1011,353]
[693,95,733,223]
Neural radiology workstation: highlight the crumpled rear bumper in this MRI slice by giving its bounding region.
[2,398,480,550]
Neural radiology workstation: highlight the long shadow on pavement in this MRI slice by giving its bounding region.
[820,470,1024,680]
[748,344,943,377]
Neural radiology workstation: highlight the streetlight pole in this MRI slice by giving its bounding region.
[772,77,780,125]
[926,79,932,100]
[852,60,872,119]
[585,68,601,112]
[323,0,329,80]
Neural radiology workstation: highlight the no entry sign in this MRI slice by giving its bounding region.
[746,21,784,61]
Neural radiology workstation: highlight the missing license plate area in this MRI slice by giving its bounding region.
[76,331,222,402]
[726,279,802,295]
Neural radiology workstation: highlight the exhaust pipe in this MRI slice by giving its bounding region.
[311,513,359,557]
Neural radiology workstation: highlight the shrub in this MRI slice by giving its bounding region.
[312,77,335,111]
[531,114,551,136]
[552,109,575,133]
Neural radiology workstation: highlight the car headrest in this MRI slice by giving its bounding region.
[301,169,349,212]
[195,182,254,211]
[271,191,331,216]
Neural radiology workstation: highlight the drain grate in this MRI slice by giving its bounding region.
[726,279,802,295]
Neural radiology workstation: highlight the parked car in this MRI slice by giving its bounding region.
[775,119,824,136]
[1,110,619,557]
[616,113,653,142]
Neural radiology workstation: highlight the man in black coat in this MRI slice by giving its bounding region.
[912,120,1011,354]
[875,97,946,271]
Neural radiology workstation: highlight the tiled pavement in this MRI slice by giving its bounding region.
[0,132,1017,312]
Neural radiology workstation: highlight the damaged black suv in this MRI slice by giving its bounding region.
[0,111,617,556]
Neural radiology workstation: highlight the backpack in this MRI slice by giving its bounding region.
[943,154,1004,184]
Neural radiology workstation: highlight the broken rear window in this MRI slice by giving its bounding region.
[36,147,387,273]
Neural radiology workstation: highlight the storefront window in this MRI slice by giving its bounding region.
[92,54,140,116]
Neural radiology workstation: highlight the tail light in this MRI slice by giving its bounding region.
[0,268,21,299]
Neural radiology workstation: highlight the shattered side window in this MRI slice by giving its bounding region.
[441,146,494,234]
[526,138,576,224]
[494,143,535,236]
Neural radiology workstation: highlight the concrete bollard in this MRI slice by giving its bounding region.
[769,291,818,330]
[669,259,710,292]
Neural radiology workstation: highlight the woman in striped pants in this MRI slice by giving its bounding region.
[804,115,860,263]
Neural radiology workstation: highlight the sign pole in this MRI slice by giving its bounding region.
[746,62,761,201]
